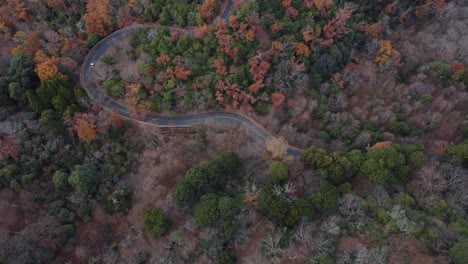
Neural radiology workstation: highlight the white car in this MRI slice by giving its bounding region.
[90,62,95,67]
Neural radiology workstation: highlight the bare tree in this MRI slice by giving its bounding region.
[438,163,467,190]
[337,243,370,264]
[293,220,313,251]
[372,185,392,209]
[389,205,417,234]
[261,228,286,262]
[265,136,288,159]
[339,193,364,221]
[370,246,388,264]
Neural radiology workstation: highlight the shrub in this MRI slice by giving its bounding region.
[194,194,220,228]
[444,141,468,168]
[143,208,170,237]
[218,196,240,220]
[318,131,331,142]
[217,251,236,264]
[452,69,468,83]
[407,151,427,167]
[68,164,98,194]
[419,94,433,104]
[76,202,92,221]
[105,189,132,213]
[217,152,242,176]
[86,34,101,48]
[449,241,468,264]
[420,61,451,81]
[269,161,288,181]
[172,181,197,206]
[61,224,75,237]
[53,171,69,191]
[256,101,270,115]
[104,78,125,97]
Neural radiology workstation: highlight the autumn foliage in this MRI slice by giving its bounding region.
[214,59,228,76]
[374,40,394,65]
[72,113,98,143]
[358,22,382,38]
[248,56,271,83]
[270,93,285,107]
[368,141,393,151]
[34,51,65,81]
[312,0,333,11]
[450,63,466,74]
[322,6,353,45]
[293,42,310,57]
[83,0,113,37]
[199,0,218,23]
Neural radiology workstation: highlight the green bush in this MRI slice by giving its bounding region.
[143,208,170,237]
[53,171,69,191]
[444,141,468,168]
[217,152,242,176]
[86,34,101,48]
[449,241,468,264]
[172,181,197,206]
[61,224,75,237]
[256,101,270,115]
[217,251,236,264]
[76,202,92,221]
[407,151,427,167]
[104,78,125,97]
[269,161,289,181]
[102,56,116,65]
[452,69,468,83]
[419,94,433,104]
[194,194,220,228]
[420,61,451,81]
[68,164,98,194]
[318,131,331,142]
[218,196,240,220]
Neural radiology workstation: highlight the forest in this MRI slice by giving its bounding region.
[0,0,467,263]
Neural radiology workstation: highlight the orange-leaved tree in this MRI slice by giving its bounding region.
[35,59,60,81]
[293,42,310,57]
[83,0,112,37]
[73,113,98,143]
[34,50,66,81]
[270,93,285,107]
[282,0,292,8]
[322,6,353,44]
[199,0,217,23]
[173,66,191,81]
[214,59,228,76]
[313,0,334,11]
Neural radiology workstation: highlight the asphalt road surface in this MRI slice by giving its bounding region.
[79,0,303,158]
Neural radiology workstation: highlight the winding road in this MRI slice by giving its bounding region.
[79,0,303,157]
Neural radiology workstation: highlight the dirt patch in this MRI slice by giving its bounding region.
[349,176,374,197]
[73,205,129,262]
[0,42,13,75]
[0,189,41,233]
[236,217,273,263]
[388,234,444,264]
